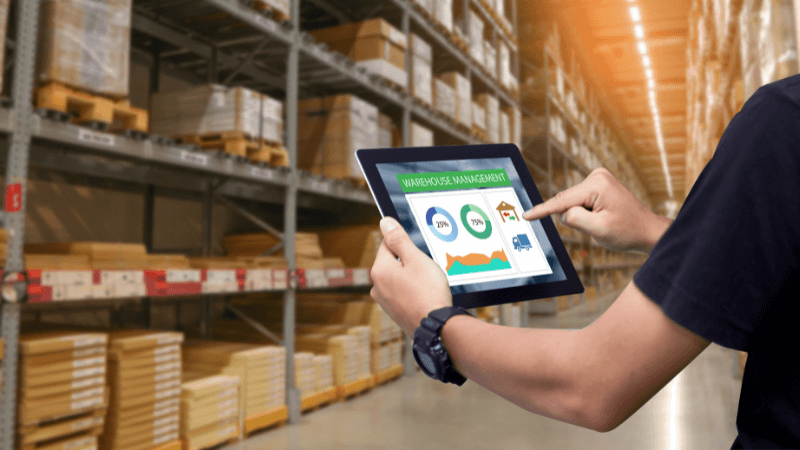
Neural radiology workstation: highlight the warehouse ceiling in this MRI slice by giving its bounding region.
[548,0,689,208]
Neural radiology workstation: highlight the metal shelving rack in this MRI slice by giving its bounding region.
[519,44,648,314]
[0,0,522,444]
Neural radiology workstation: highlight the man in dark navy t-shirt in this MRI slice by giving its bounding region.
[368,75,800,448]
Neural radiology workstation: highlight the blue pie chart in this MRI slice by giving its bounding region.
[426,207,458,242]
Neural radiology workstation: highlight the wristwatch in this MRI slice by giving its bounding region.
[412,306,473,386]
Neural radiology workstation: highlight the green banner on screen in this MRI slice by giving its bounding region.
[397,169,512,193]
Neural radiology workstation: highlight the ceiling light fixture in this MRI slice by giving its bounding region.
[634,24,644,39]
[646,68,654,79]
[637,41,647,55]
[630,6,641,22]
[643,55,651,67]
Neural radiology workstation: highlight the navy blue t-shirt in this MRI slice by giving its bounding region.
[633,74,800,449]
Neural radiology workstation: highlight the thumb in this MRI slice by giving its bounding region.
[561,206,599,236]
[379,217,421,263]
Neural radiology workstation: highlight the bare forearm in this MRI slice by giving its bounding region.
[643,215,673,254]
[439,316,591,428]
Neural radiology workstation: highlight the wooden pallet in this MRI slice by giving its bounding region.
[373,364,404,386]
[300,386,338,413]
[337,376,374,400]
[36,82,148,133]
[149,440,182,450]
[178,132,288,167]
[243,405,288,436]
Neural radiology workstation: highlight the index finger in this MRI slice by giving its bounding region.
[523,183,598,221]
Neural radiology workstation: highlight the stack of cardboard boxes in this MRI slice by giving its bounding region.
[476,93,500,143]
[182,342,286,434]
[371,340,403,374]
[311,19,408,88]
[18,331,108,450]
[102,330,183,450]
[313,355,335,394]
[410,35,433,107]
[297,94,379,181]
[439,73,472,129]
[469,11,485,64]
[293,352,318,399]
[433,78,457,120]
[179,374,239,450]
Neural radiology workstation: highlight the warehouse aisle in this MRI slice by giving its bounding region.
[225,287,743,450]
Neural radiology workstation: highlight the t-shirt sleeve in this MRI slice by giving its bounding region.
[633,84,800,352]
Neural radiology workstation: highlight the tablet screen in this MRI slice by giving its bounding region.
[375,157,568,295]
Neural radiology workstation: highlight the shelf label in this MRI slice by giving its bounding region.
[78,128,115,147]
[311,180,330,193]
[180,150,209,167]
[250,166,274,180]
[5,183,21,212]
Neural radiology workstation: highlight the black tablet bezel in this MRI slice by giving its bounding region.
[357,144,584,309]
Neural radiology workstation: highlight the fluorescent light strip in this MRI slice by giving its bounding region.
[629,3,673,199]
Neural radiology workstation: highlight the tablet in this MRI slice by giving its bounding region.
[357,144,584,309]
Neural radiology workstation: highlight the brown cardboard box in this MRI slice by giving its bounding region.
[312,225,383,268]
[25,428,102,450]
[20,331,107,356]
[18,391,107,425]
[37,0,132,97]
[18,409,105,447]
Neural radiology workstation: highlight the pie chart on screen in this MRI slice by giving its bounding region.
[426,207,458,242]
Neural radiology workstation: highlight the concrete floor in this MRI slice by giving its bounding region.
[224,289,743,450]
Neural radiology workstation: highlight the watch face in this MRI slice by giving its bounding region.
[414,349,437,376]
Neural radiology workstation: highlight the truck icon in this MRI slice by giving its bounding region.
[512,234,532,251]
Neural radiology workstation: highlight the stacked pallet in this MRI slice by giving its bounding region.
[371,340,403,374]
[377,113,395,149]
[293,352,317,398]
[311,19,408,89]
[433,78,457,120]
[180,374,239,450]
[476,93,500,143]
[182,341,286,434]
[369,303,403,347]
[222,232,343,269]
[17,331,108,450]
[24,242,191,270]
[409,122,434,147]
[313,355,335,394]
[101,330,184,450]
[438,73,472,129]
[410,34,433,107]
[151,84,287,166]
[297,94,379,181]
[468,10,485,64]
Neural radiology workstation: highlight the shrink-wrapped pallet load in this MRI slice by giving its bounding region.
[484,41,498,79]
[179,374,239,450]
[313,355,335,394]
[297,94,379,180]
[472,101,487,134]
[37,0,132,97]
[369,303,403,347]
[150,84,284,143]
[434,0,453,32]
[433,78,457,120]
[17,331,108,450]
[469,11,484,63]
[371,340,403,373]
[410,34,433,106]
[101,330,184,450]
[311,19,408,88]
[476,94,499,143]
[438,73,472,128]
[294,352,318,398]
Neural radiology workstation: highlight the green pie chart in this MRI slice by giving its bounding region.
[460,204,492,239]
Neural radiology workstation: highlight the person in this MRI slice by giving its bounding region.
[369,74,800,449]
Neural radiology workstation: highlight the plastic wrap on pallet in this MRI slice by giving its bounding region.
[758,0,798,84]
[151,85,284,142]
[298,94,379,180]
[37,0,133,97]
[484,41,498,79]
[476,94,499,143]
[469,11,484,63]
[500,111,511,144]
[438,72,471,127]
[472,101,486,132]
[433,78,457,120]
[410,122,434,147]
[434,0,453,32]
[410,34,433,106]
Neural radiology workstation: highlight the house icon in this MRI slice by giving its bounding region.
[496,201,518,223]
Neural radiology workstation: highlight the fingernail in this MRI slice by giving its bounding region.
[380,217,398,234]
[560,213,567,223]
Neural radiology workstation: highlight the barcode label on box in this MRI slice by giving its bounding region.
[180,150,208,167]
[78,128,116,147]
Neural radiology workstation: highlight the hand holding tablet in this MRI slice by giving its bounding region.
[358,144,584,309]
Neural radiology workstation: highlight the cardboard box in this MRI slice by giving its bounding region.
[314,355,334,392]
[438,72,471,127]
[37,0,132,97]
[500,111,511,143]
[434,0,453,31]
[433,78,457,119]
[410,34,433,106]
[410,122,433,147]
[18,409,105,447]
[484,41,498,79]
[469,11,484,63]
[150,84,283,142]
[311,19,408,87]
[297,94,379,180]
[371,340,403,373]
[475,94,499,142]
[20,331,107,356]
[472,101,486,132]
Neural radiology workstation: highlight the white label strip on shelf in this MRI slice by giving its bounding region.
[250,166,274,180]
[179,150,209,167]
[114,283,146,298]
[78,128,116,147]
[325,269,345,279]
[352,269,370,286]
[206,270,237,284]
[165,269,201,283]
[92,284,114,299]
[41,271,94,287]
[101,270,145,285]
